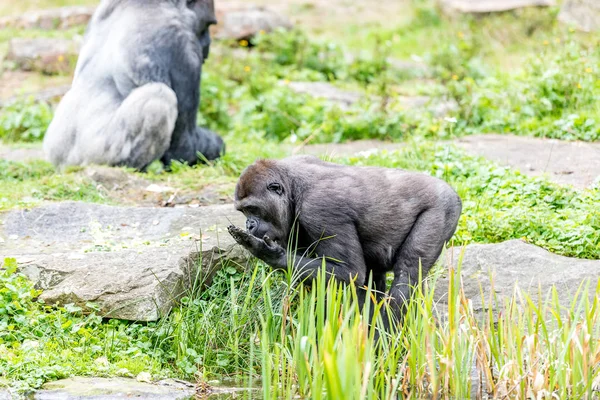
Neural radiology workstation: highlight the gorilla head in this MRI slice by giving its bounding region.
[184,0,216,61]
[234,160,293,247]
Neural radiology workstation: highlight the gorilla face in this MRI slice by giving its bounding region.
[185,0,216,60]
[234,162,293,246]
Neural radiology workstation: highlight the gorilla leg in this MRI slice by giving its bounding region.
[100,83,178,170]
[161,127,225,166]
[387,208,449,324]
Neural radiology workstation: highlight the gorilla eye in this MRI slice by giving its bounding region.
[267,182,283,195]
[187,0,196,4]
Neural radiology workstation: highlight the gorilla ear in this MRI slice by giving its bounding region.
[267,182,284,196]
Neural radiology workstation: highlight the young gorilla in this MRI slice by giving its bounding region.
[228,155,462,328]
[44,0,225,171]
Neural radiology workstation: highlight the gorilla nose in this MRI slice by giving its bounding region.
[246,218,258,234]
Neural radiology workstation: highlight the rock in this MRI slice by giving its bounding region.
[1,202,247,321]
[285,81,456,116]
[213,5,292,40]
[0,7,95,30]
[559,0,600,32]
[296,140,405,157]
[35,377,194,399]
[437,240,600,317]
[453,134,600,189]
[0,143,46,162]
[0,85,71,108]
[6,38,81,75]
[439,0,555,13]
[286,81,362,110]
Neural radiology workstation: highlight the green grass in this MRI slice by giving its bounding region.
[1,0,600,396]
[3,252,599,397]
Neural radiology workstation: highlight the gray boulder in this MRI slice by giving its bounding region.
[35,377,194,400]
[0,6,95,30]
[1,202,247,321]
[453,134,600,189]
[213,5,292,40]
[439,0,555,13]
[6,38,81,75]
[559,0,600,32]
[436,240,600,318]
[285,81,456,115]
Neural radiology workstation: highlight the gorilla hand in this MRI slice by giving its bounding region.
[228,225,286,268]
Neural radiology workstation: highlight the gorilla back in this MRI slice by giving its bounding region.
[43,0,225,170]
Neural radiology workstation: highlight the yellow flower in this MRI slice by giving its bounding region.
[259,30,266,35]
[569,27,575,33]
[57,55,65,62]
[554,38,560,43]
[283,79,290,85]
[585,67,593,73]
[577,82,582,89]
[244,66,251,72]
[239,39,249,47]
[451,74,459,80]
[543,40,549,45]
[457,32,464,39]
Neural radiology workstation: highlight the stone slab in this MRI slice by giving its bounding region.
[439,0,555,13]
[454,134,600,188]
[296,140,405,157]
[1,202,247,321]
[35,377,194,400]
[213,5,292,40]
[285,81,456,115]
[0,85,71,109]
[6,38,81,75]
[0,143,46,162]
[559,0,600,32]
[0,7,95,30]
[437,240,600,317]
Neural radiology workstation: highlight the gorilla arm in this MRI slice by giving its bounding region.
[227,224,367,286]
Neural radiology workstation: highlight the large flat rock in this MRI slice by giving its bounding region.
[0,7,95,30]
[559,0,600,32]
[437,240,600,317]
[213,5,292,40]
[6,38,81,75]
[439,0,555,13]
[35,377,194,400]
[285,81,456,115]
[454,134,600,188]
[296,140,405,157]
[1,202,247,321]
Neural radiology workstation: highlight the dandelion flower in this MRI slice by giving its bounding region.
[543,40,549,45]
[244,66,251,72]
[585,67,592,73]
[577,83,582,89]
[239,39,249,47]
[451,74,458,80]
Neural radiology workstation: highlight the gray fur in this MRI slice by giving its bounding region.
[228,155,462,328]
[44,0,224,170]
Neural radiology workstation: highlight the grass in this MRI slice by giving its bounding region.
[2,252,599,397]
[1,0,600,396]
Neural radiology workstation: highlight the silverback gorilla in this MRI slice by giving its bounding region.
[44,0,225,170]
[228,155,462,327]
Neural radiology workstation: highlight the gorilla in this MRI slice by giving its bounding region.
[43,0,225,170]
[228,155,462,328]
